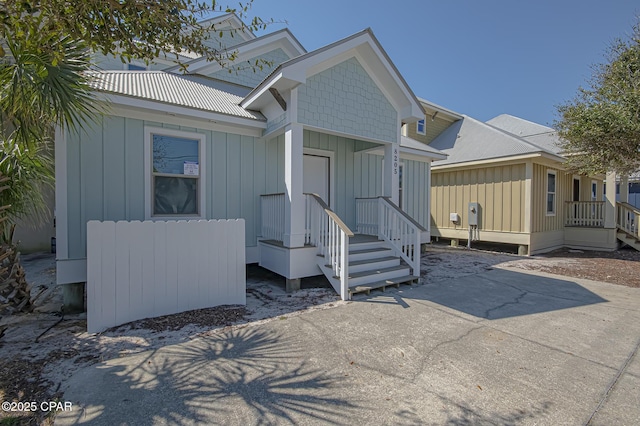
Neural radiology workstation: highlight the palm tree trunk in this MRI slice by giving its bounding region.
[0,175,33,315]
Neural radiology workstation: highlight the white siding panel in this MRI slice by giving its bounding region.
[87,219,246,333]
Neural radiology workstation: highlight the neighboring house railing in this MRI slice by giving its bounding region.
[356,197,423,278]
[306,193,353,300]
[565,201,605,227]
[260,193,285,241]
[617,202,639,239]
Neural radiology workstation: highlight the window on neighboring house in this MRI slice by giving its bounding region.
[416,119,426,135]
[145,127,205,218]
[546,170,556,216]
[127,63,147,71]
[591,181,597,202]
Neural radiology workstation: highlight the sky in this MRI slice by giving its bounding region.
[235,0,638,127]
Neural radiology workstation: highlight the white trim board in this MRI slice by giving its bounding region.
[55,127,69,260]
[99,94,266,136]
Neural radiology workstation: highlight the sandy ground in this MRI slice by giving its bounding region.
[1,245,639,424]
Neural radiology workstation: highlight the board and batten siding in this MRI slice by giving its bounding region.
[303,130,432,231]
[304,130,379,230]
[431,164,526,233]
[531,164,569,233]
[65,116,284,259]
[401,160,431,231]
[405,115,455,144]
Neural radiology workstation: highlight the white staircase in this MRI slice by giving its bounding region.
[317,235,418,296]
[617,231,640,251]
[306,194,424,300]
[616,202,640,251]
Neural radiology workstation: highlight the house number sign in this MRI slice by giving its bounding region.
[393,147,399,175]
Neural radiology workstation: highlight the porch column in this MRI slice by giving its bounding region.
[604,171,616,229]
[283,123,306,248]
[383,143,399,204]
[620,175,629,204]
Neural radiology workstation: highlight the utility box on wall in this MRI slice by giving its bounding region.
[468,202,479,226]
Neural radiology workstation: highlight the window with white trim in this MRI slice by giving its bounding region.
[591,181,597,202]
[546,170,556,216]
[416,118,426,135]
[145,127,205,218]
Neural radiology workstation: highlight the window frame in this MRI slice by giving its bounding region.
[416,118,426,135]
[144,126,206,220]
[546,169,557,216]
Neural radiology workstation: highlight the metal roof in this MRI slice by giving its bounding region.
[429,115,562,166]
[400,136,447,159]
[486,114,562,154]
[86,71,265,121]
[416,97,463,121]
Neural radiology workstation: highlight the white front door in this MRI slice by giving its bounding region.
[303,154,330,205]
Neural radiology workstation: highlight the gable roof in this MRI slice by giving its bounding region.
[168,28,306,75]
[417,97,463,122]
[191,13,256,42]
[486,114,562,154]
[429,115,563,167]
[87,71,265,121]
[241,28,424,121]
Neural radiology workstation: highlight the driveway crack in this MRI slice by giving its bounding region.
[484,290,529,319]
[584,335,640,425]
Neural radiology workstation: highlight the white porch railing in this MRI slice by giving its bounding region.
[356,197,423,278]
[565,201,605,227]
[306,193,353,300]
[617,202,639,239]
[260,193,285,241]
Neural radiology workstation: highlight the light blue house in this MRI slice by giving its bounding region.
[55,14,445,302]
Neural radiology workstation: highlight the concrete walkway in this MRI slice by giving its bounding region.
[56,267,640,425]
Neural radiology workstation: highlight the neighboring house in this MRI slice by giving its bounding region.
[426,107,639,254]
[56,14,445,303]
[403,98,462,144]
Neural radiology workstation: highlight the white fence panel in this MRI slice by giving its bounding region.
[87,219,246,333]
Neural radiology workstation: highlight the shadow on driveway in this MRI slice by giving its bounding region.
[360,268,608,320]
[57,327,360,425]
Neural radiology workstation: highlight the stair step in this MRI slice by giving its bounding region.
[617,231,640,251]
[349,246,393,261]
[348,240,387,251]
[349,275,419,295]
[346,265,411,287]
[343,256,400,273]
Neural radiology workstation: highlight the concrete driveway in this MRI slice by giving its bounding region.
[56,267,640,425]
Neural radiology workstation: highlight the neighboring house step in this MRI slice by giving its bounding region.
[349,275,418,296]
[617,231,640,251]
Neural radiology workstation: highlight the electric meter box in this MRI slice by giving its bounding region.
[468,203,479,226]
[449,212,459,223]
